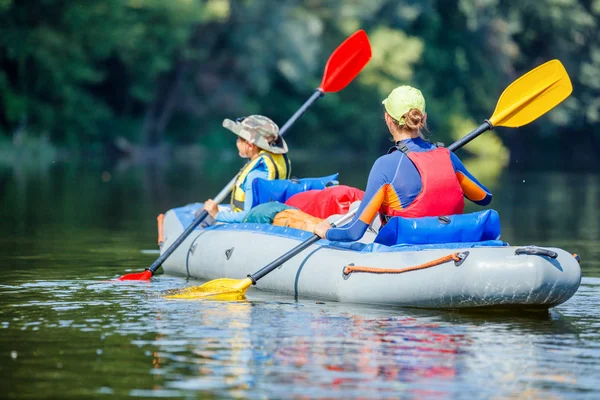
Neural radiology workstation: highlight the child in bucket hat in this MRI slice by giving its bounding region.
[201,115,291,225]
[222,115,288,155]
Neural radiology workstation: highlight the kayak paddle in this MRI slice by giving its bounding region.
[116,30,372,281]
[167,59,572,299]
[166,208,359,300]
[447,59,572,151]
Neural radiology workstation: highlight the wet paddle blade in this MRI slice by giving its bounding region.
[490,59,572,128]
[165,278,253,300]
[116,270,153,281]
[319,30,372,93]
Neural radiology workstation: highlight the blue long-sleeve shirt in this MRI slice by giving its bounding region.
[216,167,269,223]
[326,138,492,242]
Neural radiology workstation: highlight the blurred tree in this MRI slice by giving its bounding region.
[0,0,598,169]
[454,0,600,167]
[0,0,206,147]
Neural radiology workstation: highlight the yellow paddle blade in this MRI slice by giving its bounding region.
[164,278,253,301]
[489,59,572,128]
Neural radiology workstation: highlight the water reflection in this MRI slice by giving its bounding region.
[2,272,600,398]
[496,172,600,276]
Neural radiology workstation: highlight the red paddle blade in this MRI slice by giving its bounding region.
[116,270,153,281]
[319,30,372,93]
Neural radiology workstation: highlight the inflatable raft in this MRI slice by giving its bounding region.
[159,202,582,309]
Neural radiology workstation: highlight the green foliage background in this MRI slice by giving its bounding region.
[1,0,599,169]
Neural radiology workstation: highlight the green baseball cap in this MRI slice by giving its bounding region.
[381,85,426,125]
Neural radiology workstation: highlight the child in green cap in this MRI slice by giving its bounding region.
[314,85,492,241]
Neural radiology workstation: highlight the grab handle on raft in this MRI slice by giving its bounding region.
[515,246,558,259]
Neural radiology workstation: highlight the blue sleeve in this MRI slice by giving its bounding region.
[216,168,269,223]
[326,156,390,242]
[450,152,492,206]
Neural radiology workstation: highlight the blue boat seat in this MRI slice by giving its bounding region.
[374,209,501,246]
[250,173,339,208]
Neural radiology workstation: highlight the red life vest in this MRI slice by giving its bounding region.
[381,146,464,219]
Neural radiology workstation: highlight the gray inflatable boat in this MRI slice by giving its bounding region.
[159,204,581,309]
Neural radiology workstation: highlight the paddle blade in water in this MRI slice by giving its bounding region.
[165,278,253,301]
[319,30,372,93]
[116,270,153,281]
[489,59,572,128]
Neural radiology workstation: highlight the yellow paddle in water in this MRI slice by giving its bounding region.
[167,59,572,301]
[166,208,359,300]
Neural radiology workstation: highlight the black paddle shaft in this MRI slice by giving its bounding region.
[248,209,357,284]
[249,234,322,283]
[248,119,496,284]
[147,210,209,274]
[279,90,323,135]
[447,120,492,152]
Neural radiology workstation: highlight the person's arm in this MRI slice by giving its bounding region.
[324,156,390,241]
[216,168,268,223]
[450,152,492,206]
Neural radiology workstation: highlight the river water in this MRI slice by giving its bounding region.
[1,157,599,399]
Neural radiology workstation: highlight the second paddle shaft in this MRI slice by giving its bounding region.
[248,208,359,283]
[146,175,238,274]
[447,121,492,152]
[279,90,324,135]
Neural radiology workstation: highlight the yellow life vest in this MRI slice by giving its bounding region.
[230,151,291,212]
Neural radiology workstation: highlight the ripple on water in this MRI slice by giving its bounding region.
[2,275,600,398]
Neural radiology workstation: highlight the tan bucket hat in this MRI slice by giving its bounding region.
[222,115,288,154]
